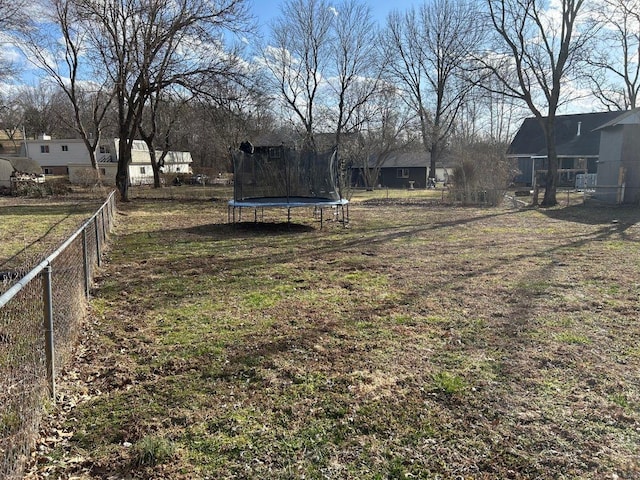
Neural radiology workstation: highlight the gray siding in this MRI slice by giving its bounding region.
[621,124,640,203]
[379,167,427,189]
[596,126,623,203]
[596,124,640,204]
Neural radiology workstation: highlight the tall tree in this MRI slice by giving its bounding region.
[0,96,25,154]
[347,84,416,190]
[587,0,640,110]
[381,0,482,182]
[18,83,59,138]
[0,0,28,79]
[328,0,382,194]
[261,0,334,150]
[138,88,194,187]
[19,0,114,175]
[76,0,250,200]
[481,0,593,206]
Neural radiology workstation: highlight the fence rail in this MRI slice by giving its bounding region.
[0,190,116,480]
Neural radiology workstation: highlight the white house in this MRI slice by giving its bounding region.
[20,135,193,185]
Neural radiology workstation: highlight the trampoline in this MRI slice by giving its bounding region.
[228,145,349,228]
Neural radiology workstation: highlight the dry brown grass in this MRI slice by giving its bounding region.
[20,191,640,479]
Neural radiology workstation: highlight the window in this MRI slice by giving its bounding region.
[43,168,52,175]
[140,167,146,174]
[397,168,409,178]
[561,158,573,169]
[40,145,50,153]
[61,145,68,152]
[99,145,110,154]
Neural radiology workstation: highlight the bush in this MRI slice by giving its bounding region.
[11,178,73,197]
[448,140,515,206]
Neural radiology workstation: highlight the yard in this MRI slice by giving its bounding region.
[0,194,106,277]
[19,188,640,479]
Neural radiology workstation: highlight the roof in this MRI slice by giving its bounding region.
[370,151,431,168]
[594,108,640,130]
[25,137,86,144]
[508,111,624,157]
[0,156,42,174]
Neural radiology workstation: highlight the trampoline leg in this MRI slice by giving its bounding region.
[320,208,324,229]
[288,208,291,225]
[254,208,258,223]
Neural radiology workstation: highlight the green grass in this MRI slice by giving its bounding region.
[18,193,640,479]
[431,371,467,395]
[132,435,177,467]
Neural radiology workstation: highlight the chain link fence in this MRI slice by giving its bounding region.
[0,191,116,479]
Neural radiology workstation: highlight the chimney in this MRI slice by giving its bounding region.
[577,121,582,136]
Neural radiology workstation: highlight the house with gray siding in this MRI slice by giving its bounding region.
[508,109,640,204]
[508,111,622,187]
[352,151,453,189]
[593,109,640,204]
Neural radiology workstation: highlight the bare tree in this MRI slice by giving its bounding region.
[347,84,415,190]
[381,0,483,182]
[456,79,523,145]
[75,0,250,200]
[18,0,114,177]
[261,0,334,150]
[329,0,379,137]
[182,94,269,173]
[138,87,195,188]
[0,0,28,79]
[586,0,640,110]
[481,0,594,206]
[328,0,382,195]
[18,83,60,138]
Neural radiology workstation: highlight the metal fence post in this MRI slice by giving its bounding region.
[82,229,90,298]
[95,216,102,267]
[107,196,114,230]
[101,207,107,243]
[42,264,56,401]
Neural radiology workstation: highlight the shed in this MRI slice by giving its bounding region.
[0,159,13,188]
[7,157,43,175]
[0,156,43,189]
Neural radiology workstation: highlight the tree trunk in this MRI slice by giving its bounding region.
[152,159,162,188]
[541,128,558,207]
[116,139,130,201]
[429,142,438,181]
[142,137,163,188]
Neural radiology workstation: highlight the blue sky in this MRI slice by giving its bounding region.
[249,0,419,32]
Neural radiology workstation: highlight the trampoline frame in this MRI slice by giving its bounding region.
[228,198,349,229]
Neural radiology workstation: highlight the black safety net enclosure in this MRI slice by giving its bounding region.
[231,146,342,204]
